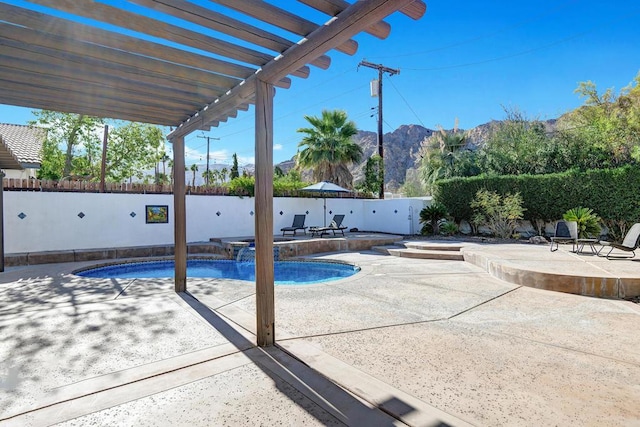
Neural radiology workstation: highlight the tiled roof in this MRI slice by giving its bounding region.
[0,123,45,170]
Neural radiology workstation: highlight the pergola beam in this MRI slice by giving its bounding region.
[170,0,422,138]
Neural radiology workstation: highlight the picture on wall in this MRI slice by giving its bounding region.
[145,205,169,224]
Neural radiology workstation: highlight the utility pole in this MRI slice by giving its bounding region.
[197,135,220,185]
[359,60,399,199]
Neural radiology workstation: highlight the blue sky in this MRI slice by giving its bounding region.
[1,0,639,167]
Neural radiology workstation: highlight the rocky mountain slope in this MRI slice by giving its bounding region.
[277,119,557,191]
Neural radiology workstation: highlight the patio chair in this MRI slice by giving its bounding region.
[280,214,307,236]
[597,222,640,259]
[310,214,348,237]
[550,220,578,252]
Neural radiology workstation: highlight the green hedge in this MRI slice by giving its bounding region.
[434,165,640,224]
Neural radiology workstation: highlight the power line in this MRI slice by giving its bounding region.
[403,10,640,72]
[370,0,580,60]
[387,78,425,127]
[197,134,220,185]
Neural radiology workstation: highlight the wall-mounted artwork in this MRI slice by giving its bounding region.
[145,205,169,224]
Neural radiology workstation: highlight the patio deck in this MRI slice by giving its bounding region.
[1,240,638,426]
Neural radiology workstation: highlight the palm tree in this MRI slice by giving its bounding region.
[189,164,198,187]
[419,119,467,193]
[296,109,362,189]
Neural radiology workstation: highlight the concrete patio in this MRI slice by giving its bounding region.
[1,241,639,426]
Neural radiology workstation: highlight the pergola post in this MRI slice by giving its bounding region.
[254,78,275,347]
[172,135,187,293]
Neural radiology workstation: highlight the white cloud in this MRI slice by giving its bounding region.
[273,144,283,150]
[238,155,255,165]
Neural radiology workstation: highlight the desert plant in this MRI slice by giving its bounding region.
[228,175,254,197]
[439,221,459,236]
[563,207,601,238]
[419,202,449,235]
[470,189,525,238]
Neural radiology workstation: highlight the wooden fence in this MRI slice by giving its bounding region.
[2,178,369,198]
[1,178,228,195]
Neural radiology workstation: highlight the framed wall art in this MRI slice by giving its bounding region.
[145,205,169,224]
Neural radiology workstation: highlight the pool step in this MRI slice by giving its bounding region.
[401,241,465,252]
[371,244,464,261]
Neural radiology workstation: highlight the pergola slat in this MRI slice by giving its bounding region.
[28,0,278,66]
[0,67,207,115]
[0,43,227,106]
[299,0,426,22]
[129,0,331,70]
[297,0,391,39]
[210,0,358,55]
[0,24,241,93]
[0,90,183,126]
[0,3,265,82]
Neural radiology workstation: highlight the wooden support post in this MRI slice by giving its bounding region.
[172,135,187,292]
[255,79,275,347]
[0,170,4,272]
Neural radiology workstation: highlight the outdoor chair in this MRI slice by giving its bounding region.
[550,220,578,252]
[597,222,640,259]
[280,214,307,236]
[310,214,348,237]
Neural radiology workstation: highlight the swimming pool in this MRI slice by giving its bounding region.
[75,259,360,285]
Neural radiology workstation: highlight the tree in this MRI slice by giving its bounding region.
[220,167,228,183]
[230,153,240,179]
[168,159,174,185]
[417,119,474,193]
[356,155,383,196]
[105,122,165,182]
[399,168,426,197]
[189,164,198,187]
[478,108,559,175]
[201,169,215,186]
[555,73,640,170]
[296,109,363,188]
[30,111,104,179]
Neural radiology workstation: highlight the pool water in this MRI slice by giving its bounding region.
[76,259,359,285]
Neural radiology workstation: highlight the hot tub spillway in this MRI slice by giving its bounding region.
[236,246,280,262]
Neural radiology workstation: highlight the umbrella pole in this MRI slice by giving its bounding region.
[323,197,327,226]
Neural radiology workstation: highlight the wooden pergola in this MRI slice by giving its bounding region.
[0,0,426,346]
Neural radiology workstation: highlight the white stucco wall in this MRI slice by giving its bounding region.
[4,192,431,253]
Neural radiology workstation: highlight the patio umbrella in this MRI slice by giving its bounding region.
[301,181,351,226]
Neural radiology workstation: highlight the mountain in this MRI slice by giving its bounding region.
[276,119,558,191]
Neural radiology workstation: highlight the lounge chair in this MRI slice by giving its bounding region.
[280,214,307,236]
[597,222,640,259]
[550,220,578,252]
[309,214,348,237]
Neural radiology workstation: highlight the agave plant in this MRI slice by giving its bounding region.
[419,202,449,235]
[439,221,459,236]
[563,207,601,239]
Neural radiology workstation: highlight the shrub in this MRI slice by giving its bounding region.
[563,207,601,238]
[440,221,459,236]
[228,176,255,196]
[419,202,448,235]
[470,189,525,238]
